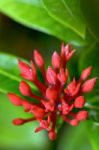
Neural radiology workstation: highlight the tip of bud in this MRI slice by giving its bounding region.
[52,51,61,69]
[80,66,93,81]
[34,49,44,67]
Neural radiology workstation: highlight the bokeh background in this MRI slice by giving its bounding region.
[0,0,99,150]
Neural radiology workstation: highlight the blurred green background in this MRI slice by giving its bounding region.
[0,0,99,150]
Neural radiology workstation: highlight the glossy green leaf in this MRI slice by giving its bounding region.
[80,0,99,41]
[0,53,36,94]
[0,0,87,46]
[42,0,85,38]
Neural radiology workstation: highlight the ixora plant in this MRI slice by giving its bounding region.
[8,43,96,141]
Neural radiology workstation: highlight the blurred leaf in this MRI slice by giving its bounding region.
[0,0,87,46]
[42,0,85,38]
[0,53,36,94]
[0,93,51,149]
[80,0,99,41]
[86,121,99,150]
[57,122,92,150]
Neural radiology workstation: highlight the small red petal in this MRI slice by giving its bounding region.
[48,130,56,141]
[19,81,31,96]
[74,96,85,108]
[40,120,50,130]
[67,49,75,61]
[13,118,25,125]
[30,60,37,77]
[61,43,65,55]
[41,100,54,112]
[34,50,44,67]
[61,99,69,115]
[52,51,61,69]
[7,93,22,106]
[81,77,97,93]
[65,79,81,96]
[80,66,92,80]
[46,67,57,84]
[76,111,88,121]
[58,68,68,84]
[35,127,43,133]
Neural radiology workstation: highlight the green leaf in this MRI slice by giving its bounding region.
[42,0,85,38]
[0,53,36,94]
[80,0,99,41]
[0,0,87,46]
[57,122,92,150]
[0,93,51,149]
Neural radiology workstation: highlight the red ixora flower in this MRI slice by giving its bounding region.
[8,43,96,140]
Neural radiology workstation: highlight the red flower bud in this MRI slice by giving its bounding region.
[19,81,31,96]
[76,111,88,121]
[46,87,58,101]
[13,118,25,125]
[48,130,56,141]
[34,50,44,67]
[46,67,57,84]
[74,96,85,108]
[18,60,34,81]
[70,119,79,126]
[80,66,92,80]
[61,44,75,61]
[52,51,61,69]
[8,93,22,106]
[81,77,97,93]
